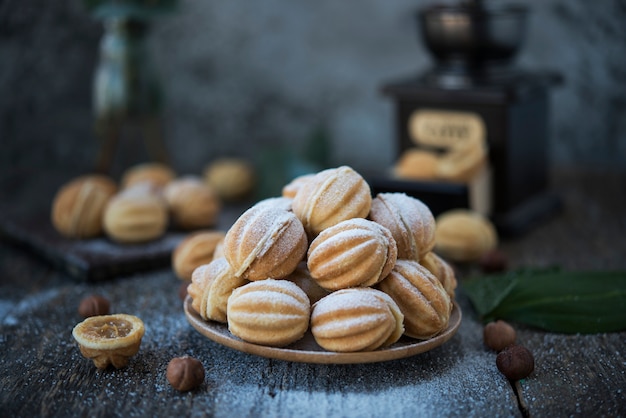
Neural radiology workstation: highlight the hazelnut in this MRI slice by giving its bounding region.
[167,356,205,392]
[483,320,516,352]
[479,249,508,274]
[78,295,110,318]
[496,345,535,381]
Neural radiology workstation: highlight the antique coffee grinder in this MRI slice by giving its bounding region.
[378,0,561,236]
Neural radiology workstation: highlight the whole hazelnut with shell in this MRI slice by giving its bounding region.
[167,356,205,392]
[78,295,110,318]
[483,320,516,352]
[496,345,535,381]
[479,249,509,274]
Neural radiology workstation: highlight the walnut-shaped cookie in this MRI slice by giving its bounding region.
[420,251,457,299]
[307,218,397,291]
[368,192,436,261]
[103,183,168,243]
[172,230,226,281]
[291,166,372,238]
[51,174,117,239]
[377,259,451,340]
[164,176,221,230]
[121,162,176,191]
[187,257,248,323]
[310,288,404,352]
[203,158,255,201]
[283,262,329,305]
[434,209,498,262]
[223,205,307,281]
[227,279,310,347]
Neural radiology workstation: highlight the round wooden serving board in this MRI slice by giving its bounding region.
[184,296,461,364]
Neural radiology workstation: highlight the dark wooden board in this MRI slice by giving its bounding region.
[0,212,186,282]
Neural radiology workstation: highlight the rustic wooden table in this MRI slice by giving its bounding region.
[1,167,625,417]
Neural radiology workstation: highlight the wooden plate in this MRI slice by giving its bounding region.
[184,296,462,364]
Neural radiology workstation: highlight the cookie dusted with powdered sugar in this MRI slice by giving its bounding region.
[172,230,225,281]
[310,287,404,352]
[187,257,248,323]
[291,166,371,238]
[377,259,451,340]
[52,174,118,239]
[223,205,307,281]
[227,279,310,347]
[307,218,397,291]
[368,192,436,261]
[420,251,457,299]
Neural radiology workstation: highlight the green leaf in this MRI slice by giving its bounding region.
[462,269,626,334]
[462,267,557,316]
[462,271,518,316]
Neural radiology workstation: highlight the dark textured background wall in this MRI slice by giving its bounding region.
[1,0,625,183]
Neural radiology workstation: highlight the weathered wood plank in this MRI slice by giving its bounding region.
[1,168,626,417]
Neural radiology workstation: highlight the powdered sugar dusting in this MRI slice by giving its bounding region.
[229,280,310,314]
[252,196,294,212]
[292,166,371,236]
[371,192,435,259]
[225,206,305,279]
[311,290,384,319]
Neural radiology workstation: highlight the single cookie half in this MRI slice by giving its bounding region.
[72,313,145,369]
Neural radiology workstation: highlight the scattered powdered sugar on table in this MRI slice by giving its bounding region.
[0,232,517,417]
[2,287,63,326]
[0,300,15,325]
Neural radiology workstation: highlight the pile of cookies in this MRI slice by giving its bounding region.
[187,166,457,353]
[51,162,221,243]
